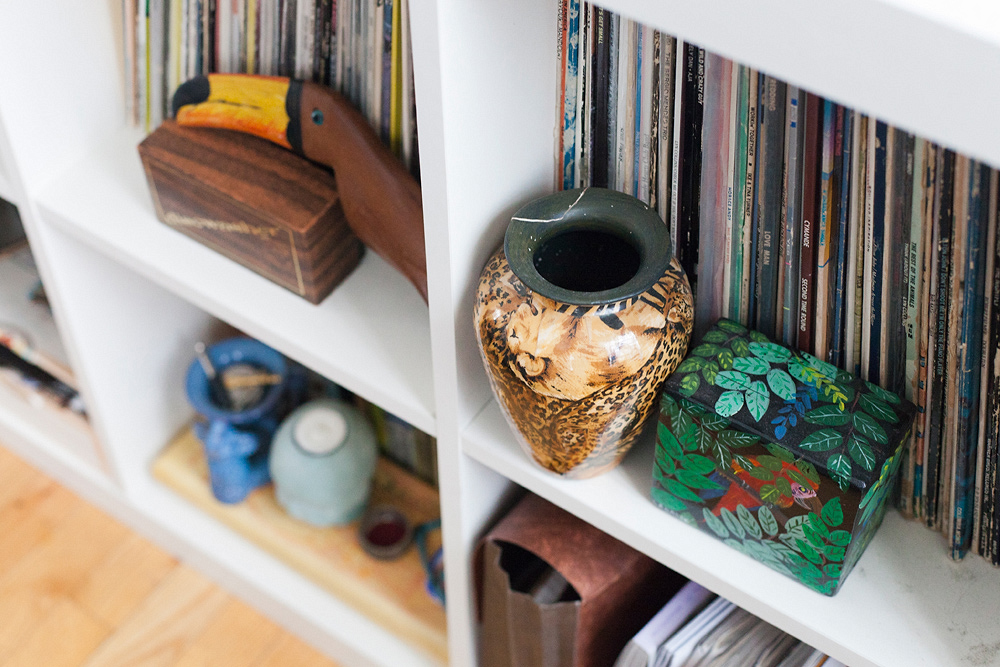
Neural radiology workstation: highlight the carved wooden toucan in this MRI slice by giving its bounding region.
[171,73,428,302]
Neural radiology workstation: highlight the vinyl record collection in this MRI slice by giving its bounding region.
[123,0,419,173]
[558,0,1000,564]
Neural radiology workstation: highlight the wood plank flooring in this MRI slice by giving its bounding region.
[0,445,339,667]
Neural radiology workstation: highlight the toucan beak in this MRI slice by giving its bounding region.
[168,73,428,302]
[172,74,301,152]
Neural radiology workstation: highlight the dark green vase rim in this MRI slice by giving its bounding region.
[504,187,673,306]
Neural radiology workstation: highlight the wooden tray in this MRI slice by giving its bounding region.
[151,428,446,661]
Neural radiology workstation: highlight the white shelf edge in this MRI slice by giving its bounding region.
[129,471,444,667]
[32,127,436,436]
[877,0,1000,47]
[0,171,15,205]
[464,400,1000,667]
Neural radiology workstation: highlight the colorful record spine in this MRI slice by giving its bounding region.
[797,93,822,353]
[753,74,785,339]
[780,87,802,347]
[561,0,581,190]
[814,100,836,360]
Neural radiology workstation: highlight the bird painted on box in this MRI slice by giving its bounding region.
[708,456,823,520]
[171,73,427,302]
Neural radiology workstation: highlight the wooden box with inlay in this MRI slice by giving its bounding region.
[138,120,364,304]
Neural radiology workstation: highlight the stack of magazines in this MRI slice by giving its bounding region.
[123,0,419,173]
[0,240,86,420]
[557,0,1000,564]
[613,582,841,667]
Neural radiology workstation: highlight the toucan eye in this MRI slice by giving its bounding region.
[311,109,324,125]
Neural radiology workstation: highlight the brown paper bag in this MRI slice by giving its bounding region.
[476,494,684,667]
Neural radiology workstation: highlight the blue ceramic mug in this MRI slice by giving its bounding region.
[186,337,288,503]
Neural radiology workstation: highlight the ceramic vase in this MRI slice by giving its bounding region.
[474,188,694,479]
[269,398,378,526]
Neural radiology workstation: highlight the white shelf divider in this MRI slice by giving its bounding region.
[33,128,436,436]
[0,171,14,205]
[464,400,1000,667]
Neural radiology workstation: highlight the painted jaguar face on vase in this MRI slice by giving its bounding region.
[504,291,666,402]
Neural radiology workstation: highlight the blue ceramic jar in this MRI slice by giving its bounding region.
[185,337,289,503]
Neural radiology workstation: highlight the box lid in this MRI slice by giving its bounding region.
[662,319,917,491]
[138,120,340,234]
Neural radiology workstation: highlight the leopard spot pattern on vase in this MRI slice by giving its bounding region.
[475,248,694,478]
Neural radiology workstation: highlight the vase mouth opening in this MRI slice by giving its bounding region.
[533,228,641,293]
[504,188,673,306]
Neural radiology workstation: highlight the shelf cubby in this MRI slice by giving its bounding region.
[0,237,103,473]
[152,428,447,663]
[33,129,435,436]
[464,401,1000,667]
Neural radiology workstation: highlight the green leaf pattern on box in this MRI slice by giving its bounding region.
[697,498,850,596]
[841,444,906,576]
[654,320,917,596]
[654,395,852,595]
[665,319,915,491]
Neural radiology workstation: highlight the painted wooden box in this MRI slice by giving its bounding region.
[138,120,364,304]
[652,319,917,596]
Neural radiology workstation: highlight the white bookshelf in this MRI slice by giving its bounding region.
[0,171,13,205]
[0,118,14,204]
[0,0,998,665]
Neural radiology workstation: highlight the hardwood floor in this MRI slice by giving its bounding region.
[0,445,339,667]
